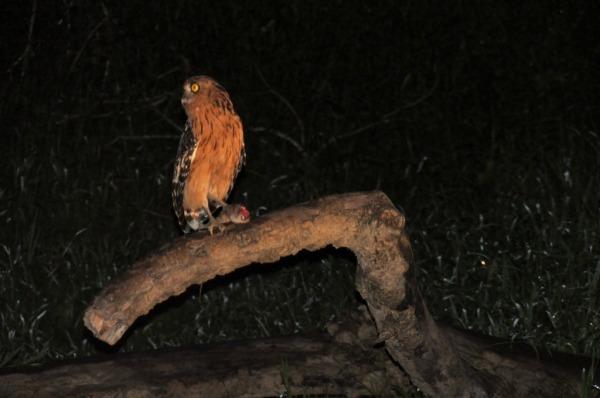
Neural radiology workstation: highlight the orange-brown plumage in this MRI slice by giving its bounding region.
[172,76,245,232]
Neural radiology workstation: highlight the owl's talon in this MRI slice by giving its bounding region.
[187,218,201,231]
[207,223,225,235]
[205,215,226,235]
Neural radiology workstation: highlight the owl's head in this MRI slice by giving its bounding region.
[181,76,228,109]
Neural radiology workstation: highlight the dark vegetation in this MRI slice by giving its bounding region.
[1,0,598,384]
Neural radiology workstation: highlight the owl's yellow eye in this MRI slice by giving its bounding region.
[190,83,200,93]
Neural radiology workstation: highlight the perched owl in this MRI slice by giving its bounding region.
[172,76,245,233]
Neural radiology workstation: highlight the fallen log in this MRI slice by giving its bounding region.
[3,191,592,397]
[0,326,407,397]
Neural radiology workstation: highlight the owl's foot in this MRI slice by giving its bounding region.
[202,209,222,235]
[206,222,224,235]
[184,209,203,231]
[185,208,213,232]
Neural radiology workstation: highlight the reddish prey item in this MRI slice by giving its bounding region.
[216,204,250,225]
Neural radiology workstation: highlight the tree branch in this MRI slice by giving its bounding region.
[84,191,407,345]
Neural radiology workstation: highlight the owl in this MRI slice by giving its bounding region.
[172,76,245,233]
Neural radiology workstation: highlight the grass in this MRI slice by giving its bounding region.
[1,0,599,391]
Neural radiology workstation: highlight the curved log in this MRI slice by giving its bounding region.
[83,191,586,397]
[84,191,407,345]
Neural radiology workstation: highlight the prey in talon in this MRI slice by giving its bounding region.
[217,204,251,225]
[204,204,251,234]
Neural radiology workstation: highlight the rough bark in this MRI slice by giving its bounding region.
[83,191,408,346]
[10,191,588,397]
[0,327,408,398]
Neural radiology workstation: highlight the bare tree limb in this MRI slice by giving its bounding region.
[84,191,406,345]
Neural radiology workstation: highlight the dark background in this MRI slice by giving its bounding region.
[1,0,599,371]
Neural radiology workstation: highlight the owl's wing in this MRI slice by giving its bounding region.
[226,144,245,199]
[172,121,197,229]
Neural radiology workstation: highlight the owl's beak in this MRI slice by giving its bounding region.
[181,85,193,105]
